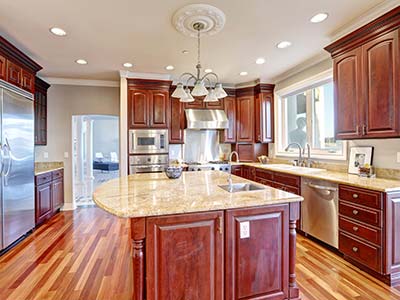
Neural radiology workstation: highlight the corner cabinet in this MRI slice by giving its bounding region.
[34,77,50,145]
[220,95,236,143]
[236,95,255,142]
[325,7,400,140]
[255,87,274,143]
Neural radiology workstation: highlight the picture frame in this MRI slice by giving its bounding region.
[348,146,374,175]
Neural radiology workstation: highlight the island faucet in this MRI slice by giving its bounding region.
[284,143,303,166]
[228,151,240,192]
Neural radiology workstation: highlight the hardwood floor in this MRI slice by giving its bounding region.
[0,207,399,300]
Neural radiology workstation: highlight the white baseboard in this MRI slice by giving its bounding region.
[60,202,77,211]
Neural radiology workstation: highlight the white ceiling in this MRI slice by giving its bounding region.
[0,0,394,84]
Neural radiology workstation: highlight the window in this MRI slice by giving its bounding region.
[276,73,346,160]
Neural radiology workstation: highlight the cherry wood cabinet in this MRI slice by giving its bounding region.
[149,90,169,128]
[205,99,224,109]
[236,95,254,142]
[184,97,204,109]
[0,55,6,80]
[146,211,224,300]
[128,89,150,128]
[325,7,400,139]
[34,77,50,145]
[35,169,64,226]
[221,96,236,143]
[169,98,185,144]
[225,205,289,299]
[255,88,274,143]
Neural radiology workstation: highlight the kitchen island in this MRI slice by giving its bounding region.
[93,171,303,300]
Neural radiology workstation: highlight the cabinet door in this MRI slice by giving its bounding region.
[225,205,289,300]
[6,60,22,87]
[146,211,224,300]
[185,97,205,109]
[21,70,34,93]
[205,99,224,109]
[128,89,149,128]
[231,165,242,177]
[51,178,64,212]
[362,30,399,138]
[35,182,52,225]
[237,96,254,142]
[169,98,185,143]
[221,96,236,143]
[149,90,169,128]
[333,48,362,139]
[0,55,5,80]
[255,93,274,143]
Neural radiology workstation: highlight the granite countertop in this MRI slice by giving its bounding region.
[35,162,64,175]
[235,162,400,192]
[93,171,303,218]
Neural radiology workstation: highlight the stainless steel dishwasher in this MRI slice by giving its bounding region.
[301,178,339,248]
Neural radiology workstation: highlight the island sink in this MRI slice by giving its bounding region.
[219,182,265,193]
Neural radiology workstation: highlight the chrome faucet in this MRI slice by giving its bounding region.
[284,143,303,166]
[228,151,240,192]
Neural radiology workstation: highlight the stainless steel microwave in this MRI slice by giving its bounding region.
[129,129,169,154]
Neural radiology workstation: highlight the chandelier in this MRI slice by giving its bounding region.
[171,22,227,103]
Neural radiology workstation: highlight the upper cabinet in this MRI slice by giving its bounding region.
[220,95,236,143]
[184,97,224,110]
[127,79,172,129]
[255,84,275,143]
[34,77,50,145]
[236,94,254,143]
[325,7,400,140]
[169,97,185,144]
[0,36,42,93]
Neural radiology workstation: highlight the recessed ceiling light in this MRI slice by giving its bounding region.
[256,58,266,65]
[182,50,189,54]
[75,59,88,65]
[165,65,174,70]
[123,62,133,68]
[239,71,248,76]
[205,69,213,73]
[310,13,329,23]
[49,27,67,36]
[276,41,292,49]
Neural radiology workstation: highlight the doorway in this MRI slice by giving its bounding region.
[72,115,119,206]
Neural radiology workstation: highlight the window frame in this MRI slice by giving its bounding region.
[274,69,347,161]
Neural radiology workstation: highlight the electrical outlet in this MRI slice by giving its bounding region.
[397,152,400,163]
[43,152,49,159]
[240,221,250,239]
[64,152,69,159]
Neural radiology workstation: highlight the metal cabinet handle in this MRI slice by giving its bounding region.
[352,210,359,215]
[352,247,359,253]
[362,124,367,136]
[218,216,223,234]
[353,193,359,199]
[353,226,359,232]
[356,125,360,135]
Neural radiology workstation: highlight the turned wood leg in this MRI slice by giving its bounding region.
[289,202,301,300]
[131,218,146,300]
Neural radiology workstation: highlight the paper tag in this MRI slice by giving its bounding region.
[240,221,250,239]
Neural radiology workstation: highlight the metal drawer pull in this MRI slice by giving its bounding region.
[352,210,359,215]
[353,193,359,199]
[353,226,359,232]
[352,247,359,253]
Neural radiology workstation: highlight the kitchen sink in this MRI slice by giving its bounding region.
[264,164,325,173]
[219,183,265,193]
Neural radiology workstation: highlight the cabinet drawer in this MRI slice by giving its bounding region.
[339,201,381,227]
[35,172,53,185]
[254,168,274,181]
[339,216,381,245]
[255,178,274,187]
[52,169,64,180]
[273,171,300,188]
[339,185,382,209]
[274,182,300,195]
[339,232,381,273]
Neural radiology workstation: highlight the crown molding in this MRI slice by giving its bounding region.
[40,77,119,87]
[329,0,400,42]
[119,70,172,80]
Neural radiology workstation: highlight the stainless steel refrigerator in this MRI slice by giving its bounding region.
[0,80,35,251]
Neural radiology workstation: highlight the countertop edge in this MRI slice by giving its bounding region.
[35,167,64,176]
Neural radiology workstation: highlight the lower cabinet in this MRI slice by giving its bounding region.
[225,205,289,300]
[146,211,224,300]
[35,169,64,226]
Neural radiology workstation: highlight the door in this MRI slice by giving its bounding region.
[52,178,64,212]
[146,211,224,300]
[169,98,184,144]
[150,90,169,128]
[362,30,399,137]
[333,48,362,139]
[225,205,289,300]
[35,182,52,225]
[236,96,254,142]
[2,87,35,248]
[128,89,149,128]
[256,93,274,143]
[221,96,236,143]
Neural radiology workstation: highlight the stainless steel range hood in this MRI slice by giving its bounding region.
[185,109,229,130]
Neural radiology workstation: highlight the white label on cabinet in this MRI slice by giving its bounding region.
[240,221,250,239]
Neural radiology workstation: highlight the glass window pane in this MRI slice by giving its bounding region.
[285,92,307,148]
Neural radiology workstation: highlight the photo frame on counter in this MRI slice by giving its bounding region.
[348,146,374,175]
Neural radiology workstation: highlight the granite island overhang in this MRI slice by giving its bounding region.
[93,171,303,300]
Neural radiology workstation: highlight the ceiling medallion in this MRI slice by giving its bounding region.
[171,4,227,103]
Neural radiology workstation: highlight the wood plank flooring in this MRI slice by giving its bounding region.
[0,207,399,300]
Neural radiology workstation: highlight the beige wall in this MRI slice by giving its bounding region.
[272,58,400,170]
[35,85,120,209]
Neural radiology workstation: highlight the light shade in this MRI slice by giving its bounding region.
[171,83,187,98]
[191,80,208,96]
[214,83,227,98]
[180,88,195,103]
[204,88,218,102]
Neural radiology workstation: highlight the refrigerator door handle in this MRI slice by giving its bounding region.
[0,144,4,175]
[3,138,12,177]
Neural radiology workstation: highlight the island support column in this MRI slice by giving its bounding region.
[289,202,301,300]
[130,218,145,300]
